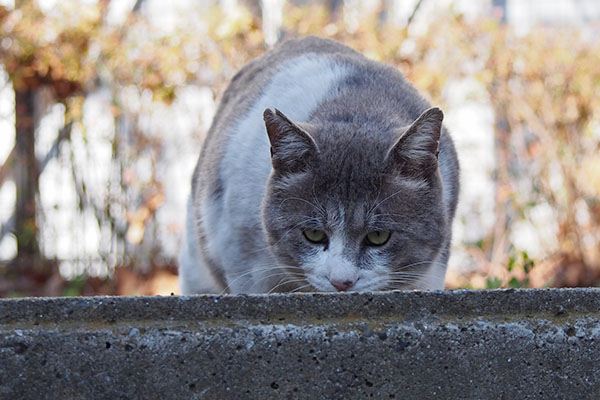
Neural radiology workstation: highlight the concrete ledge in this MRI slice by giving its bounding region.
[1,289,599,399]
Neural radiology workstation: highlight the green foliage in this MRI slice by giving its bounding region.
[486,277,502,290]
[62,275,86,297]
[487,250,537,289]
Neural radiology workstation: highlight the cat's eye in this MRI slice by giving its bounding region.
[303,229,327,244]
[365,231,391,246]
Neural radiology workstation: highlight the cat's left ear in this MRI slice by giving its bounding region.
[385,107,443,177]
[263,108,319,173]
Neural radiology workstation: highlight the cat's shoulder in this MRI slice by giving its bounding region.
[238,36,364,76]
[216,37,361,124]
[274,36,361,57]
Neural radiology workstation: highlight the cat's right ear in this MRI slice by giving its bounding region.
[263,108,319,173]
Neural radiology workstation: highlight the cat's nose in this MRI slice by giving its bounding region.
[330,279,356,292]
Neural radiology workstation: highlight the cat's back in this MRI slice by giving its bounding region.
[206,36,361,143]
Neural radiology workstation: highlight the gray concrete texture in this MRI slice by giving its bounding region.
[1,288,599,399]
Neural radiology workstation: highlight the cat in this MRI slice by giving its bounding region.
[179,36,459,294]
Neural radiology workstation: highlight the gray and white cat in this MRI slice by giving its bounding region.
[179,36,459,294]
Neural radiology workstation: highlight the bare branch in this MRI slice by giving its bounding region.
[0,146,15,186]
[407,0,424,27]
[0,215,14,242]
[39,122,73,173]
[132,0,145,14]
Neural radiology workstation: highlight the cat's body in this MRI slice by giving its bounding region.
[179,37,459,294]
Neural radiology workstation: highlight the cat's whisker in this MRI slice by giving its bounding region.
[311,184,328,218]
[241,265,304,288]
[219,265,302,294]
[246,217,317,255]
[365,188,406,219]
[227,265,300,280]
[392,261,432,270]
[279,197,327,218]
[261,271,305,294]
[267,277,309,294]
[390,271,447,281]
[392,260,448,271]
[369,218,401,225]
[388,271,445,281]
[369,212,407,218]
[251,272,304,293]
[388,275,442,283]
[256,270,303,283]
[384,273,429,286]
[219,270,257,294]
[272,215,321,223]
[390,267,445,275]
[386,274,440,286]
[387,276,427,283]
[290,283,313,293]
[368,185,383,214]
[387,272,424,280]
[389,272,439,279]
[385,284,415,291]
[385,262,446,287]
[369,216,403,226]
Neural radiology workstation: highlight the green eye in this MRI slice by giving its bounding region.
[303,229,327,244]
[365,231,391,246]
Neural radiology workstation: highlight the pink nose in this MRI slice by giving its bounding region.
[330,279,356,292]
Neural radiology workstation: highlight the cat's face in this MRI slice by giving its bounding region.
[261,108,449,292]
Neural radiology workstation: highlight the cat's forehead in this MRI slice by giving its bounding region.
[323,200,370,231]
[312,147,386,196]
[306,172,427,229]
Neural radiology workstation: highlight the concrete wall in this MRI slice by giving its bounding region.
[1,288,599,399]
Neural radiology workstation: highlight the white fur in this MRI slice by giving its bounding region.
[196,55,351,293]
[302,213,392,292]
[305,228,356,292]
[179,197,220,293]
[416,255,447,290]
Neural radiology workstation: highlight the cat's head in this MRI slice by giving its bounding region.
[261,107,449,292]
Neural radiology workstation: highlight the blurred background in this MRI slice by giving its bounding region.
[0,0,599,297]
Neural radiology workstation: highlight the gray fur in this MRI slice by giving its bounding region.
[179,36,459,294]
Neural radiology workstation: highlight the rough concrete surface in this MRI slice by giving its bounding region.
[1,288,599,399]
